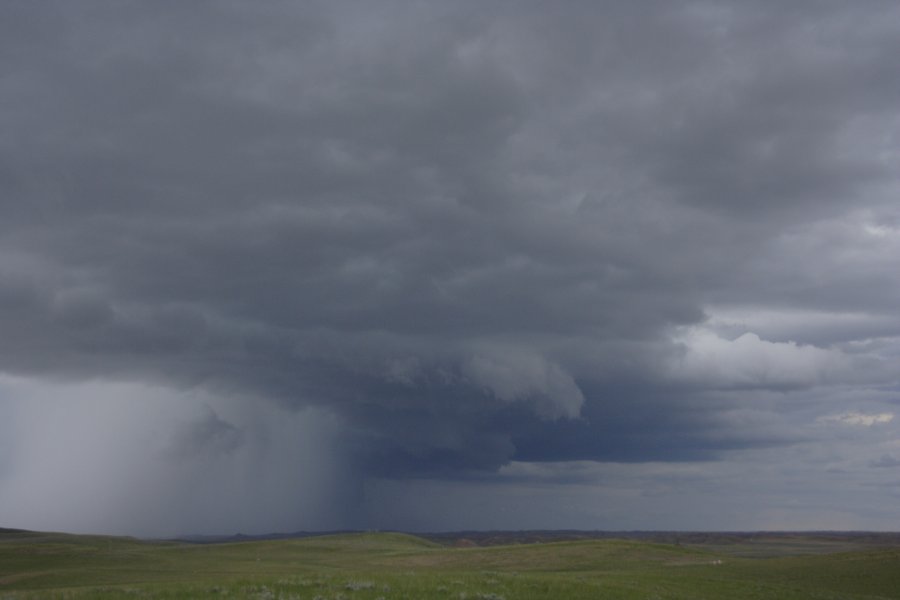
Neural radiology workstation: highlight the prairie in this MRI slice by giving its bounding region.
[2,529,899,599]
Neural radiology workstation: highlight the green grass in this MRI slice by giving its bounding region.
[2,530,899,599]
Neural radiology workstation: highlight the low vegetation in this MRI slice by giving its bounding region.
[2,529,899,599]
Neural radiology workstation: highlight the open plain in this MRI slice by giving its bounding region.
[3,529,900,599]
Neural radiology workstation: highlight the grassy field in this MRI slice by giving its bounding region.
[2,529,900,599]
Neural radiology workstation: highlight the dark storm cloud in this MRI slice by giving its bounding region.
[2,0,900,529]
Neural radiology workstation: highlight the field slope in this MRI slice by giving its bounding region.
[2,529,899,599]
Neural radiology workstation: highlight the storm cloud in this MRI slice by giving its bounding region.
[1,1,900,534]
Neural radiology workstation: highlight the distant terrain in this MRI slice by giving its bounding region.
[3,528,900,598]
[423,530,900,554]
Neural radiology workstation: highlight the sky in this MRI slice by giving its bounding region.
[1,1,900,537]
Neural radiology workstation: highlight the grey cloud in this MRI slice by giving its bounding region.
[164,405,244,460]
[0,376,356,536]
[2,1,900,533]
[461,347,584,419]
[869,455,900,469]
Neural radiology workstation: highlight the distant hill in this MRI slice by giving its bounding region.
[420,529,900,549]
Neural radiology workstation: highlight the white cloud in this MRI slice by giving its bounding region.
[704,306,900,347]
[817,411,894,427]
[669,327,848,389]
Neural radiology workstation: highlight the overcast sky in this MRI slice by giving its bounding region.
[2,1,900,536]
